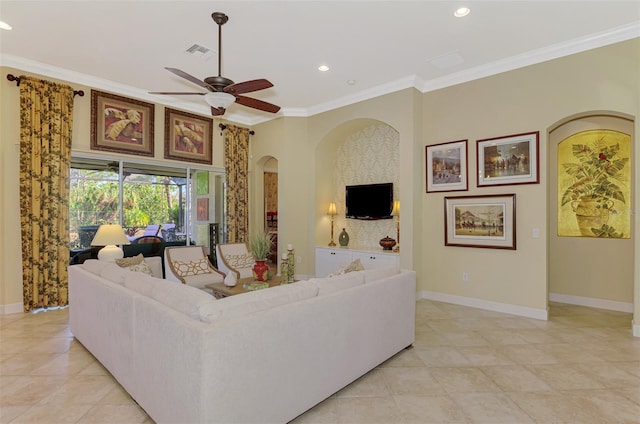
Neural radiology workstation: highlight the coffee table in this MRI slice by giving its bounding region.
[205,275,288,299]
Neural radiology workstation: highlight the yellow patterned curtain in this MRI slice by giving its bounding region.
[19,76,74,311]
[264,171,278,217]
[224,124,250,243]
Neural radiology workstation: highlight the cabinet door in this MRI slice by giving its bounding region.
[315,248,352,277]
[352,252,399,270]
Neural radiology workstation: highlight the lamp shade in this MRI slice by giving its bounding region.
[391,200,400,216]
[327,202,337,216]
[204,92,235,110]
[91,224,130,261]
[91,224,130,246]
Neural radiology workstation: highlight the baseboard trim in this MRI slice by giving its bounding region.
[549,293,634,313]
[0,302,24,315]
[419,290,548,320]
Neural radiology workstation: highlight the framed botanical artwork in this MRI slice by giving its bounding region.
[196,172,209,195]
[476,131,539,187]
[444,194,516,250]
[164,108,213,165]
[426,140,468,192]
[90,90,154,156]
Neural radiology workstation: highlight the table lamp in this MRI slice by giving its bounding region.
[327,202,337,247]
[91,224,131,261]
[391,200,400,253]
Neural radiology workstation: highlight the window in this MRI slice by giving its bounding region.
[69,156,224,251]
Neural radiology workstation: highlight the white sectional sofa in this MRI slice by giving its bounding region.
[69,258,416,424]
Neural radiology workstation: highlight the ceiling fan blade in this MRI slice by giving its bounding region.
[148,91,206,95]
[235,95,281,113]
[165,67,211,90]
[211,106,225,116]
[224,79,273,95]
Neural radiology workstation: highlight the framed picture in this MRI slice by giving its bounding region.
[444,194,516,250]
[90,90,154,156]
[196,172,209,195]
[164,108,213,164]
[426,140,468,192]
[476,131,539,187]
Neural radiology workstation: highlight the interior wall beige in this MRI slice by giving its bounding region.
[549,114,635,303]
[0,67,226,310]
[421,39,639,312]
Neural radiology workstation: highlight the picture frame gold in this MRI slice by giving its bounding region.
[90,90,154,156]
[444,194,516,250]
[164,108,213,165]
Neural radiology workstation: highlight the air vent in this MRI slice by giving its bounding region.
[185,44,215,61]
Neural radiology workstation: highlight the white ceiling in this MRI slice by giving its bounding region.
[1,1,639,125]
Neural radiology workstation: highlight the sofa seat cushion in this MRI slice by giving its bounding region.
[151,280,215,320]
[182,272,224,290]
[199,283,318,323]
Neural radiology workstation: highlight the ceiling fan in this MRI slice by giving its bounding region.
[150,12,280,117]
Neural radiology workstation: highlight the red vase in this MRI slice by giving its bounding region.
[252,260,269,282]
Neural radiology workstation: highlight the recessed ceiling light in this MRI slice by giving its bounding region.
[454,7,470,18]
[0,21,12,30]
[318,65,330,72]
[347,79,356,86]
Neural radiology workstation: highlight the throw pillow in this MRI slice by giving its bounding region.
[115,254,153,276]
[329,258,364,277]
[224,253,255,269]
[172,258,212,277]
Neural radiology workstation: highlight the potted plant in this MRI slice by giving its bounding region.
[560,136,628,236]
[249,231,271,281]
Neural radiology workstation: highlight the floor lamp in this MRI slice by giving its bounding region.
[328,202,337,247]
[391,200,400,253]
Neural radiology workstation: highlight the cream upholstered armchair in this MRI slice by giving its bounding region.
[164,246,224,289]
[215,243,255,280]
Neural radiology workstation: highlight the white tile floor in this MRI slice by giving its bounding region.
[1,301,638,423]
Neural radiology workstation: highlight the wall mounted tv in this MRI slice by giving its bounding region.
[345,183,393,220]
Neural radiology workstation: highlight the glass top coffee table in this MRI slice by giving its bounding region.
[205,275,288,299]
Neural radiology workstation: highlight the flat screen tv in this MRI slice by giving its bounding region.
[345,183,393,220]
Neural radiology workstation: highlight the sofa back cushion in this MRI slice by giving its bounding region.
[363,266,400,283]
[150,281,215,320]
[81,259,110,275]
[300,271,365,296]
[124,273,160,297]
[99,263,132,285]
[199,284,318,323]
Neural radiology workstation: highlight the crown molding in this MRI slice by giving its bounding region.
[3,21,638,124]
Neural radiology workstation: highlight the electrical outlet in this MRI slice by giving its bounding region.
[462,272,469,282]
[296,255,302,264]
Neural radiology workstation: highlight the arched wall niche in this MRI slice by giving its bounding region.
[253,155,278,236]
[547,111,636,322]
[314,118,400,250]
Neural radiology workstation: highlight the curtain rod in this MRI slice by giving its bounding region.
[6,74,85,97]
[219,123,255,135]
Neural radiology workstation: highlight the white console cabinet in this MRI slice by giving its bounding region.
[315,247,399,277]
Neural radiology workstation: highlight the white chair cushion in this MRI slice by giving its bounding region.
[171,258,212,277]
[182,272,224,290]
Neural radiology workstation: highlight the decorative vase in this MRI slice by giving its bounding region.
[379,236,396,251]
[338,228,349,247]
[252,260,269,282]
[571,197,614,236]
[287,246,295,283]
[224,272,237,287]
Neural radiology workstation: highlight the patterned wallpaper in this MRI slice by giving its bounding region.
[333,124,400,250]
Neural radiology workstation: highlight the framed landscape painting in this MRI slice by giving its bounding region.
[426,140,468,192]
[164,108,213,165]
[91,90,154,156]
[476,131,539,187]
[444,194,516,250]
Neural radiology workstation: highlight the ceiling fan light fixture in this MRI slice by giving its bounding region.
[204,91,235,109]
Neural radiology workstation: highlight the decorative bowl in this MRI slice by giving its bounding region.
[379,236,396,250]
